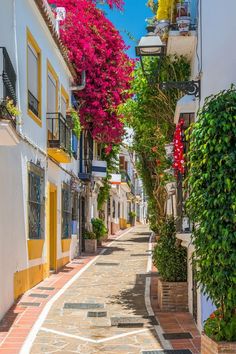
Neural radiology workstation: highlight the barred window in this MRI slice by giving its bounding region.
[28,163,45,239]
[61,183,72,239]
[72,192,79,221]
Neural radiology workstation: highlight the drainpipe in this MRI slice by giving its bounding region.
[70,70,86,91]
[13,0,23,134]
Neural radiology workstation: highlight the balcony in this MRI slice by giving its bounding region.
[0,47,19,146]
[47,112,72,163]
[120,170,131,192]
[78,159,92,181]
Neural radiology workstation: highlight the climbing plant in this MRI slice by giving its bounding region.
[186,87,236,340]
[120,55,190,232]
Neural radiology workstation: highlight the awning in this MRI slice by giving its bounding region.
[174,95,197,124]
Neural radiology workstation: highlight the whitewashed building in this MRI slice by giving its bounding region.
[0,0,82,319]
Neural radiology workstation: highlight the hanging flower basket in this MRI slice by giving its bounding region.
[173,119,185,175]
[176,16,191,35]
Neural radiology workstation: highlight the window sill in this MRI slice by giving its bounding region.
[28,109,42,127]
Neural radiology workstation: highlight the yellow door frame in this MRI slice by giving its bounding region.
[49,183,57,271]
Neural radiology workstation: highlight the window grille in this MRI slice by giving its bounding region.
[61,183,72,239]
[72,192,79,221]
[28,163,45,239]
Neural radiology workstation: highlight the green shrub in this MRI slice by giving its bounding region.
[91,218,107,240]
[186,87,236,340]
[204,309,236,342]
[84,230,96,240]
[152,217,187,282]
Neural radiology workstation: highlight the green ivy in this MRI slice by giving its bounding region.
[186,87,236,332]
[152,217,187,282]
[71,109,81,138]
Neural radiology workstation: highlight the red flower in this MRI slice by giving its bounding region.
[173,119,185,175]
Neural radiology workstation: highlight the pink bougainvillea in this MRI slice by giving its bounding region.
[173,119,185,175]
[49,0,133,145]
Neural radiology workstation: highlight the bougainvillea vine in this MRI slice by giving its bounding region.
[49,0,133,146]
[173,118,185,174]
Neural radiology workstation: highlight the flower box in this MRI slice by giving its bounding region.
[201,333,236,354]
[157,277,188,311]
[84,239,97,253]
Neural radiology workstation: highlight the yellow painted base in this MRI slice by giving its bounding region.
[57,256,70,271]
[127,223,131,228]
[61,239,72,252]
[48,148,71,163]
[28,239,45,260]
[14,263,48,300]
[119,218,127,230]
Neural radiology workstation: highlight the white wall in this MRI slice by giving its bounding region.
[197,0,236,104]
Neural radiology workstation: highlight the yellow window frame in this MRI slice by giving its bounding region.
[61,84,69,115]
[47,59,59,112]
[27,28,42,126]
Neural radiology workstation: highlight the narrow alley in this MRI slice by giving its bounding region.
[28,226,162,353]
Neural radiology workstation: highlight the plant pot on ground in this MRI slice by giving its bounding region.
[129,211,136,226]
[84,230,97,253]
[152,217,188,311]
[91,218,107,246]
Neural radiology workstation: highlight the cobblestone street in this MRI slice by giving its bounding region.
[29,226,163,353]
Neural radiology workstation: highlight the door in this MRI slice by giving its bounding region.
[49,184,57,271]
[79,196,86,252]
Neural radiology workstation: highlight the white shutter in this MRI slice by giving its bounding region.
[61,95,67,118]
[27,44,38,99]
[47,71,57,113]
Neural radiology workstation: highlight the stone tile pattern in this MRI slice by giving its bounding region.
[151,264,201,354]
[30,226,163,353]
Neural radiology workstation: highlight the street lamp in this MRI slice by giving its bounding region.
[135,31,165,84]
[135,32,200,98]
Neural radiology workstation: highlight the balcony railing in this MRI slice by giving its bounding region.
[47,112,71,153]
[28,90,39,117]
[0,47,17,104]
[120,170,131,187]
[78,158,92,181]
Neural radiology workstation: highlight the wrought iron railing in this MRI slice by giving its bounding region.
[0,47,17,104]
[47,112,71,153]
[28,90,39,117]
[169,23,197,31]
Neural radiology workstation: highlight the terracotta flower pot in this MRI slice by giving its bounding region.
[201,333,236,354]
[84,239,97,253]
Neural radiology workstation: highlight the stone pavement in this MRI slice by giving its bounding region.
[0,225,201,354]
[29,226,163,353]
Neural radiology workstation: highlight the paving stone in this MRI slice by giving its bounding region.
[29,293,49,298]
[95,262,120,266]
[87,311,107,317]
[163,332,193,340]
[19,302,41,307]
[64,303,104,309]
[37,287,55,291]
[142,351,192,354]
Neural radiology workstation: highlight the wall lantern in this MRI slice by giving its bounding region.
[135,31,200,98]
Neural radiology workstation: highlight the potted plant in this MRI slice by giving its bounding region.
[84,229,97,253]
[186,87,236,353]
[152,217,188,311]
[91,218,107,246]
[129,211,136,226]
[176,1,191,35]
[0,98,20,124]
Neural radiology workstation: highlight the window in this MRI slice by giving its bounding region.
[61,86,69,118]
[27,29,41,123]
[28,163,45,239]
[61,183,72,239]
[72,192,79,221]
[47,61,58,113]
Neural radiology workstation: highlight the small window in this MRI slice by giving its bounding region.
[61,183,72,239]
[27,29,41,121]
[28,163,45,239]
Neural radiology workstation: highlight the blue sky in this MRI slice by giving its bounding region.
[100,1,153,58]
